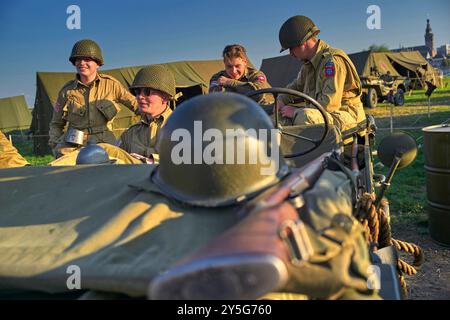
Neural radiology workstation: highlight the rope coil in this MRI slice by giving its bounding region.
[356,192,424,297]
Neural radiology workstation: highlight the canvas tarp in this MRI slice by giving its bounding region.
[348,51,401,78]
[31,60,224,155]
[0,95,32,132]
[0,164,240,297]
[385,51,436,87]
[260,54,303,87]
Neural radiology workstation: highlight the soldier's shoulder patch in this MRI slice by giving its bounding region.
[256,74,267,82]
[54,101,62,113]
[324,61,335,77]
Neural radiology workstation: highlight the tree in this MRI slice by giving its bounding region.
[368,44,390,52]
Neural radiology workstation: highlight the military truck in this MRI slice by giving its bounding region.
[360,75,409,108]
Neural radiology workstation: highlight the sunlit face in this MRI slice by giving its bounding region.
[75,57,99,78]
[224,57,247,79]
[133,88,168,118]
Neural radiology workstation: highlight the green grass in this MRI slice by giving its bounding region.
[8,134,55,166]
[374,130,429,228]
[367,76,450,228]
[24,155,55,166]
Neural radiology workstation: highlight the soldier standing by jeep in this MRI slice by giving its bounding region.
[276,16,366,133]
[48,39,138,158]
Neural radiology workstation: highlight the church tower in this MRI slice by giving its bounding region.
[425,19,436,58]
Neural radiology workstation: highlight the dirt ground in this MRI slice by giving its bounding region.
[393,223,450,300]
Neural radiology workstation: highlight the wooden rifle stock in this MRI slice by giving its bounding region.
[149,152,331,299]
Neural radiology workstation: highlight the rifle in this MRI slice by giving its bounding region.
[149,152,330,300]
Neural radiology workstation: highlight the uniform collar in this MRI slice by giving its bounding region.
[141,106,173,125]
[307,40,330,69]
[75,73,101,88]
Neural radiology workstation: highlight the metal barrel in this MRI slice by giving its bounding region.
[422,124,450,246]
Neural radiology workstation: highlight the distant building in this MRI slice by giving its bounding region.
[391,45,430,59]
[424,19,437,58]
[392,19,438,59]
[437,44,450,57]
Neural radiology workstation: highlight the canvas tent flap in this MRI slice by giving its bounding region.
[386,51,429,72]
[386,51,435,82]
[0,95,32,132]
[260,55,303,87]
[365,52,400,77]
[0,165,239,296]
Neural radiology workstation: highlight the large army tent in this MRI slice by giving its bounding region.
[0,95,32,133]
[260,55,303,87]
[348,51,435,88]
[31,60,224,155]
[348,51,401,78]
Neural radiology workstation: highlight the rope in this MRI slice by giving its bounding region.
[378,199,393,248]
[399,275,408,298]
[397,259,417,276]
[392,239,424,268]
[355,192,424,298]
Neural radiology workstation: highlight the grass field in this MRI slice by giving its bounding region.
[365,76,450,229]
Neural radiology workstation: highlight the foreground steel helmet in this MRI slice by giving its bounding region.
[279,15,320,53]
[152,93,289,207]
[69,39,104,66]
[76,141,115,165]
[129,65,176,98]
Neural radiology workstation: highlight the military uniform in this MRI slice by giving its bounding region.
[279,40,366,132]
[209,67,274,105]
[118,106,172,163]
[0,130,30,168]
[48,73,138,157]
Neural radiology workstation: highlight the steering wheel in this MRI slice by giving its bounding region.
[246,88,330,158]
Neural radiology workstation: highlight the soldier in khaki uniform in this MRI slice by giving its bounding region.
[0,130,30,168]
[117,65,176,164]
[209,44,274,105]
[48,39,138,158]
[276,16,366,133]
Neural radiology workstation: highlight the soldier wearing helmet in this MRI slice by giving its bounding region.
[48,39,138,158]
[209,44,274,106]
[276,16,366,134]
[117,65,176,164]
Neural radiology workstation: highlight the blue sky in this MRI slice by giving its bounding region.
[0,0,449,106]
